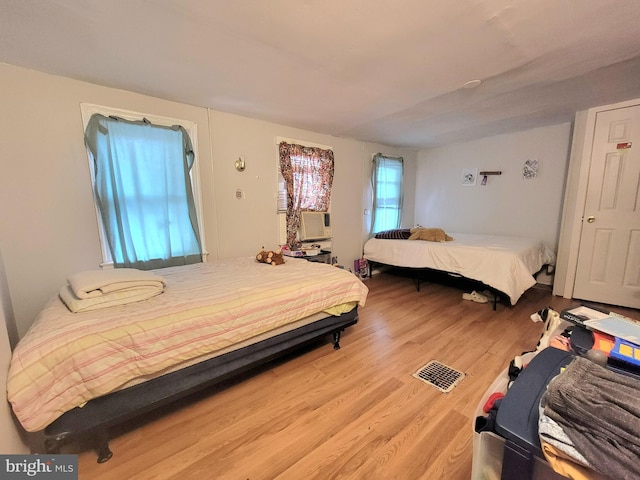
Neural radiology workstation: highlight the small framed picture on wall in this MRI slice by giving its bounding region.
[523,159,538,179]
[462,168,477,186]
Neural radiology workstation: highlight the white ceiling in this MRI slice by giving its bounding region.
[3,0,640,149]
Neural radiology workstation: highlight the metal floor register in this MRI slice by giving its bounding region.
[413,360,465,393]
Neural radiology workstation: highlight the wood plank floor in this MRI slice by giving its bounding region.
[75,271,639,479]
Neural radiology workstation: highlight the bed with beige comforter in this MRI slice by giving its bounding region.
[8,256,368,460]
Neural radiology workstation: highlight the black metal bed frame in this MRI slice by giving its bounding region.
[367,261,504,310]
[19,308,359,463]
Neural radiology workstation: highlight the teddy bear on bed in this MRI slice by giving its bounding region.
[408,227,454,242]
[256,248,285,266]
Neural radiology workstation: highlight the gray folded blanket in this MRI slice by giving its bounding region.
[541,356,640,480]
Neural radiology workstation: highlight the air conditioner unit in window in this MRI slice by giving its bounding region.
[299,211,332,241]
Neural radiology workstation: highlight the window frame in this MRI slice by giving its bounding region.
[371,153,404,235]
[275,136,332,245]
[80,103,208,267]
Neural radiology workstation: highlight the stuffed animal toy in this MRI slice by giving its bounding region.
[267,249,285,266]
[408,227,453,242]
[256,248,285,266]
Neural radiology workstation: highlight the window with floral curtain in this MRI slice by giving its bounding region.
[278,141,334,247]
[371,153,404,235]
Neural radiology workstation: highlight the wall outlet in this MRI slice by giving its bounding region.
[235,189,244,199]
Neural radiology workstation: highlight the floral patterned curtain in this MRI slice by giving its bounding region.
[279,142,334,247]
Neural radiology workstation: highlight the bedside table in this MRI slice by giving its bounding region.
[302,250,332,264]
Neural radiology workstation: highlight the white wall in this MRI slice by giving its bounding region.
[415,123,572,250]
[207,111,418,265]
[0,248,28,454]
[0,312,27,455]
[0,62,415,337]
[0,62,215,337]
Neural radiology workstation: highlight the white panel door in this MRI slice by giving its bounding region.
[573,104,640,308]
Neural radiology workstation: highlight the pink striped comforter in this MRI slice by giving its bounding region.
[8,257,368,432]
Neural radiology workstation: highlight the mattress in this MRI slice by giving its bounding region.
[364,233,555,305]
[8,257,369,432]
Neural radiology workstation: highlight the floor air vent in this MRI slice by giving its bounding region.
[413,361,465,393]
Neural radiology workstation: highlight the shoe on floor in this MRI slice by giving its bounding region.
[481,290,496,302]
[462,290,488,303]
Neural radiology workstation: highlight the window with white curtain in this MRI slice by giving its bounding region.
[371,153,404,234]
[81,104,207,269]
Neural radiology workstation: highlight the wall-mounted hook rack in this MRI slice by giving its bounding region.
[479,171,502,176]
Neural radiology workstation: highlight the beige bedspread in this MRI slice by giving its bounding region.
[8,257,368,432]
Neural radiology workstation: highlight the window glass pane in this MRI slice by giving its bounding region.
[86,114,202,269]
[372,155,403,234]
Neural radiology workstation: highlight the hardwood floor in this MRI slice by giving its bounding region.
[75,272,638,479]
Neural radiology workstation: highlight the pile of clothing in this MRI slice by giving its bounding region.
[540,356,640,480]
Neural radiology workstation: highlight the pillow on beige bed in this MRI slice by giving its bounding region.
[408,227,453,242]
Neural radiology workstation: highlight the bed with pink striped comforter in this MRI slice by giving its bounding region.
[8,257,368,432]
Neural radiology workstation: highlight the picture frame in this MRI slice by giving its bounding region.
[462,168,477,186]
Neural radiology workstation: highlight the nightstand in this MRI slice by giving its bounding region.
[303,250,332,264]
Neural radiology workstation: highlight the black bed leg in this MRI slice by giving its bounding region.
[94,432,113,463]
[97,445,113,464]
[43,438,61,455]
[332,331,342,350]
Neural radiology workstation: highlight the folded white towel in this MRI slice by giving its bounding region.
[68,268,166,299]
[59,284,164,313]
